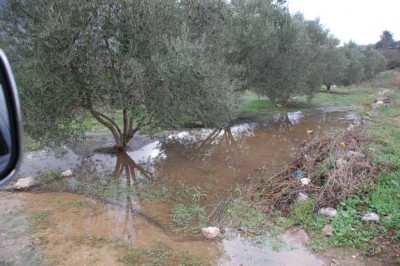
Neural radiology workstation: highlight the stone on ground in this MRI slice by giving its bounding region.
[319,207,337,218]
[14,177,35,190]
[362,212,380,222]
[296,192,309,202]
[202,227,221,239]
[61,170,73,177]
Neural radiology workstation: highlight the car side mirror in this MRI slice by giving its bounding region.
[0,50,23,185]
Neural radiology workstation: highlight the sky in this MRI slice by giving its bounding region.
[287,0,400,45]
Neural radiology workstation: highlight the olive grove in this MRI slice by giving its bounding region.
[0,0,387,149]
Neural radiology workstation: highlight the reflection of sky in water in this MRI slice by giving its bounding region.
[287,111,304,124]
[167,123,256,143]
[127,141,165,163]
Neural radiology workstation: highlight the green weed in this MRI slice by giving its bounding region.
[222,198,266,231]
[73,234,113,248]
[288,200,325,232]
[31,211,51,229]
[271,240,285,251]
[72,199,90,207]
[170,204,207,233]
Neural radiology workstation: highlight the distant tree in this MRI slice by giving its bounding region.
[320,38,349,90]
[362,46,387,80]
[0,0,240,150]
[228,1,322,103]
[341,42,365,85]
[376,30,395,49]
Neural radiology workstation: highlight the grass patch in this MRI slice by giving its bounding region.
[24,134,43,151]
[72,234,113,248]
[221,198,266,232]
[30,210,51,229]
[140,183,207,204]
[288,199,326,232]
[119,242,206,266]
[170,204,207,233]
[241,92,276,112]
[72,199,91,207]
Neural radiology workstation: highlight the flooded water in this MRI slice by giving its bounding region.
[12,109,357,265]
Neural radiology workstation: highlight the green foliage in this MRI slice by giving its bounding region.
[170,204,207,232]
[330,196,375,248]
[369,173,400,236]
[288,200,325,231]
[31,211,51,229]
[152,29,241,128]
[329,173,400,247]
[362,46,387,80]
[1,0,240,148]
[32,211,51,222]
[368,115,400,169]
[222,198,266,231]
[320,40,349,90]
[341,42,366,85]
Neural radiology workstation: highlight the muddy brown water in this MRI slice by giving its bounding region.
[7,108,358,265]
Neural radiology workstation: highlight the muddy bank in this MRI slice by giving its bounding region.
[0,193,40,265]
[1,191,324,266]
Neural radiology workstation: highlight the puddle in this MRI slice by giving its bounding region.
[12,109,358,265]
[15,192,323,266]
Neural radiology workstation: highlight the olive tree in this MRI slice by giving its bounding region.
[0,0,239,150]
[227,1,326,103]
[319,38,349,91]
[341,42,365,85]
[362,46,387,80]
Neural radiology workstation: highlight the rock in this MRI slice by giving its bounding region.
[330,259,340,266]
[378,89,391,97]
[306,129,314,134]
[322,224,333,236]
[347,124,355,131]
[14,177,35,190]
[300,178,311,186]
[296,192,309,202]
[366,110,379,117]
[194,121,204,127]
[351,255,357,259]
[319,207,337,218]
[291,170,304,178]
[347,151,366,159]
[336,158,347,169]
[287,227,309,244]
[61,170,73,177]
[362,212,380,222]
[202,227,221,239]
[376,97,390,103]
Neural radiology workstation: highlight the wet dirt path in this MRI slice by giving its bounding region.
[1,108,359,265]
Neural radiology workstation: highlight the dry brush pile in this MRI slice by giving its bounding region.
[256,130,382,215]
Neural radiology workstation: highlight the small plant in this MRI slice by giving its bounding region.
[31,211,51,229]
[72,199,90,207]
[288,199,325,231]
[32,211,51,222]
[271,240,285,251]
[222,198,266,232]
[170,204,207,232]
